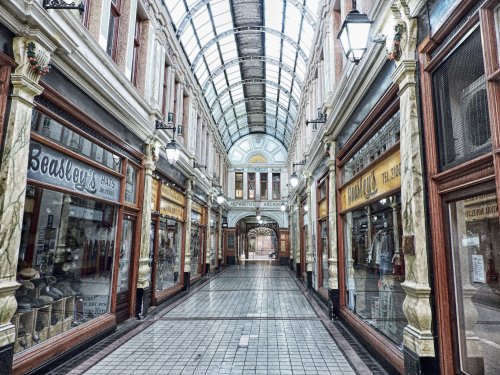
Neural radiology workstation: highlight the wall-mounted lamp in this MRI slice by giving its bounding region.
[212,178,225,205]
[256,209,261,221]
[280,202,287,212]
[156,119,180,165]
[289,159,306,188]
[337,1,386,64]
[306,108,327,131]
[43,0,84,14]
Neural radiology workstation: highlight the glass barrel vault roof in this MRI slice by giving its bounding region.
[164,0,319,150]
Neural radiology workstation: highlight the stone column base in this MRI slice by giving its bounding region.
[296,263,301,279]
[328,288,340,320]
[307,271,313,289]
[0,342,13,375]
[205,264,210,276]
[135,287,150,320]
[404,347,439,375]
[183,272,191,291]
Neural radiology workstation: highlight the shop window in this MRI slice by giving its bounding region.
[433,28,491,170]
[156,219,182,291]
[31,110,122,172]
[106,0,121,61]
[235,172,243,199]
[190,223,201,275]
[343,193,407,347]
[447,193,499,375]
[125,165,137,204]
[260,173,268,200]
[117,219,134,293]
[319,220,329,288]
[272,173,281,200]
[248,173,256,199]
[15,186,117,353]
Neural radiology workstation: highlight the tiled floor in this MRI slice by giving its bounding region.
[64,263,387,375]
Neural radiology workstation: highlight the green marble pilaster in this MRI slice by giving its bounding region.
[0,37,49,348]
[184,180,193,273]
[137,142,156,289]
[391,9,435,357]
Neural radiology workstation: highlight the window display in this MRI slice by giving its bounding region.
[190,224,201,275]
[344,193,406,347]
[156,219,182,291]
[117,219,134,293]
[320,220,329,288]
[14,185,117,353]
[447,193,500,375]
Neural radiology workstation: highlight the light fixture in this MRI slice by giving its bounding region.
[43,0,85,14]
[216,193,225,205]
[337,1,373,64]
[165,139,180,164]
[112,154,120,165]
[380,198,387,205]
[259,219,263,224]
[280,202,287,212]
[156,119,180,165]
[289,159,306,188]
[304,204,309,212]
[256,212,261,221]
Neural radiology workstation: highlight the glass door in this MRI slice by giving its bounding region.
[116,218,135,322]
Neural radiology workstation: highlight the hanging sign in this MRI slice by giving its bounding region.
[161,184,185,206]
[340,149,401,211]
[27,141,121,202]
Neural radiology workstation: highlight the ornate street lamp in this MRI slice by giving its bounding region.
[337,1,372,64]
[216,193,225,205]
[165,139,180,164]
[289,159,306,189]
[280,202,287,212]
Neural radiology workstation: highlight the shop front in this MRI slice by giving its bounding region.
[12,77,145,373]
[337,105,406,370]
[316,173,329,300]
[190,200,206,281]
[150,177,185,305]
[419,2,500,373]
[299,195,308,284]
[210,209,218,270]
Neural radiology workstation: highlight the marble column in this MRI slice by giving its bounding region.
[183,179,193,290]
[326,142,340,318]
[295,196,301,278]
[205,197,212,275]
[0,37,50,372]
[136,139,156,318]
[390,1,436,370]
[217,210,223,269]
[305,177,314,289]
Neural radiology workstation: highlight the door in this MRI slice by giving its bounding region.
[116,218,135,322]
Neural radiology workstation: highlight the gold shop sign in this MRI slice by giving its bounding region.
[160,199,184,221]
[192,201,203,214]
[464,195,498,222]
[151,179,159,211]
[161,184,185,207]
[340,149,401,212]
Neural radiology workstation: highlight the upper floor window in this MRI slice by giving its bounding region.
[260,173,268,200]
[131,16,142,86]
[235,173,243,199]
[106,0,121,61]
[248,173,256,200]
[125,164,138,204]
[162,63,170,116]
[272,173,281,200]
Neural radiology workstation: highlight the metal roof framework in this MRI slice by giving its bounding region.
[165,0,319,150]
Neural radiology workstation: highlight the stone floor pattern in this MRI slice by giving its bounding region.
[82,263,382,375]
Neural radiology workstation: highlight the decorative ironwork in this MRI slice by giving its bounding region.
[155,119,175,131]
[193,161,206,169]
[306,108,327,130]
[246,222,279,234]
[43,0,85,14]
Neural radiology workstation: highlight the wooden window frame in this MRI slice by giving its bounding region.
[247,172,256,200]
[162,63,170,116]
[260,173,268,200]
[131,15,142,87]
[107,0,121,62]
[235,172,243,199]
[418,1,500,374]
[272,173,281,200]
[316,174,329,294]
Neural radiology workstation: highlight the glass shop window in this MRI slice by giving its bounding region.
[125,165,137,204]
[447,193,500,375]
[31,110,122,172]
[343,193,407,348]
[260,173,268,200]
[320,220,329,288]
[235,172,243,199]
[156,219,182,292]
[248,173,256,199]
[433,27,491,170]
[117,219,134,293]
[15,185,117,353]
[272,173,281,200]
[190,223,201,275]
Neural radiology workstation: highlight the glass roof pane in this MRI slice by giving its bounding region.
[284,6,301,42]
[265,34,281,60]
[167,1,186,25]
[265,0,283,31]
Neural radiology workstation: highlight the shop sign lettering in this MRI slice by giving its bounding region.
[28,141,121,202]
[192,201,203,213]
[160,198,184,221]
[151,179,159,211]
[340,150,401,211]
[161,184,185,206]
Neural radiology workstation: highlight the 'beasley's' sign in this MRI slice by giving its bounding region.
[340,149,401,212]
[28,141,121,202]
